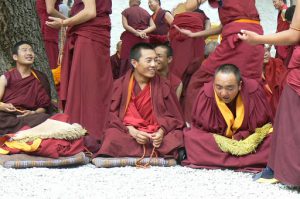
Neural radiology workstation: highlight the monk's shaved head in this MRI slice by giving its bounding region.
[130,0,141,6]
[12,41,33,55]
[214,64,241,85]
[130,43,154,61]
[204,41,219,58]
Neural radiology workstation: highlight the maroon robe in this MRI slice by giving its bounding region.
[110,53,121,80]
[263,57,288,116]
[268,46,300,186]
[275,4,291,65]
[183,0,264,122]
[36,0,61,69]
[169,72,182,94]
[60,0,113,148]
[182,78,273,171]
[149,8,170,44]
[119,5,151,76]
[97,70,185,158]
[0,68,51,135]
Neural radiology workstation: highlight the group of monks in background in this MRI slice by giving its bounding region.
[0,0,299,187]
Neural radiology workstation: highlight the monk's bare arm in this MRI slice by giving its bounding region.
[34,108,46,114]
[121,15,139,36]
[175,24,222,38]
[0,75,16,112]
[46,0,96,28]
[185,0,207,12]
[176,82,183,100]
[205,19,211,30]
[142,18,156,34]
[0,75,7,101]
[238,0,300,45]
[164,12,174,25]
[45,0,66,19]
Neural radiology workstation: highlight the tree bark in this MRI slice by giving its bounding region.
[0,0,57,99]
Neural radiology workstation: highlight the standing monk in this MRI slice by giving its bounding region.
[183,64,273,171]
[120,0,156,77]
[273,0,291,66]
[46,0,113,152]
[97,43,185,160]
[169,7,210,108]
[36,0,66,69]
[110,41,122,80]
[178,0,265,122]
[148,0,174,44]
[238,0,300,186]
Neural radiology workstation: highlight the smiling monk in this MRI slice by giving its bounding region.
[96,43,185,160]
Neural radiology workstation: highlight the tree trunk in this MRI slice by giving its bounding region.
[0,0,57,99]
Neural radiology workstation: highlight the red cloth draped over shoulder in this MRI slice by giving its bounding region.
[264,58,288,116]
[96,70,185,158]
[60,0,113,146]
[3,68,51,110]
[149,9,170,44]
[168,73,182,94]
[182,78,273,171]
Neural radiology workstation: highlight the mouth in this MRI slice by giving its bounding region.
[25,57,33,61]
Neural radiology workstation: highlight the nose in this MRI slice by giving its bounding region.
[220,89,229,98]
[151,59,156,67]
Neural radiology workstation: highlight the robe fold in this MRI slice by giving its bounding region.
[149,8,170,44]
[119,5,151,76]
[182,78,273,171]
[110,53,121,80]
[169,73,182,94]
[60,0,113,145]
[275,4,291,65]
[183,0,264,122]
[36,0,61,69]
[263,58,288,116]
[268,46,300,186]
[97,70,185,158]
[0,114,84,158]
[0,68,51,135]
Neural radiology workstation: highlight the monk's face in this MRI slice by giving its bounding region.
[214,73,241,104]
[272,0,283,10]
[154,46,172,72]
[132,49,157,79]
[13,44,35,66]
[148,0,159,12]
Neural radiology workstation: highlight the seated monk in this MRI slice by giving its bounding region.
[0,41,85,158]
[0,41,51,135]
[262,46,287,117]
[96,43,185,161]
[154,44,183,99]
[182,64,273,171]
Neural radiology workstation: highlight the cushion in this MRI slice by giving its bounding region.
[0,152,90,169]
[92,157,177,168]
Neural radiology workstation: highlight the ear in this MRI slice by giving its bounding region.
[167,56,173,64]
[131,59,138,68]
[12,54,18,61]
[238,80,242,91]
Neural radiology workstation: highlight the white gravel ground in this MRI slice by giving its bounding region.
[2,1,298,198]
[1,164,299,198]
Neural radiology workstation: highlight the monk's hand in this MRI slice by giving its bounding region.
[0,102,17,112]
[46,16,63,29]
[151,129,164,148]
[17,110,36,117]
[237,30,260,45]
[136,30,149,39]
[174,25,195,38]
[127,126,150,144]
